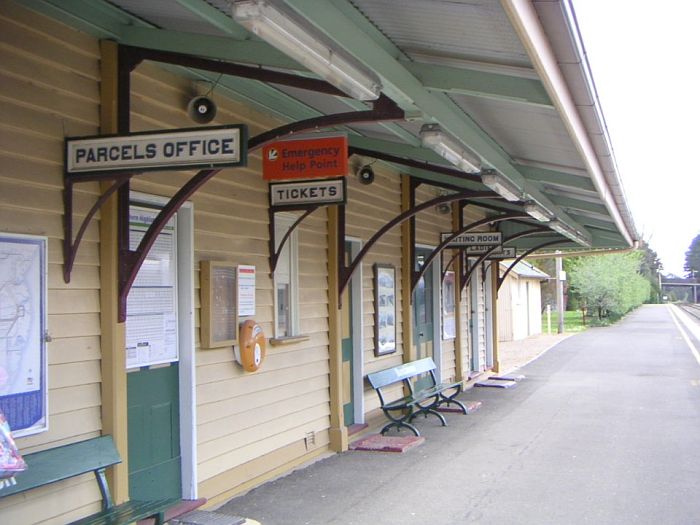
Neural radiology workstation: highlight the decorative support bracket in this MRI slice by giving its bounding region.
[460,227,552,291]
[496,239,568,291]
[412,212,529,295]
[337,190,491,301]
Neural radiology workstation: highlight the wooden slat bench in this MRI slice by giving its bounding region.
[367,357,468,437]
[0,435,179,525]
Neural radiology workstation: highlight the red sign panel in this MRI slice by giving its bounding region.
[262,135,348,181]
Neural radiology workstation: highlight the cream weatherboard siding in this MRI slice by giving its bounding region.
[126,61,333,503]
[0,2,104,523]
[0,0,499,521]
[344,164,404,416]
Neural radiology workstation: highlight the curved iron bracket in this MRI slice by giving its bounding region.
[63,176,130,283]
[460,227,552,291]
[412,212,529,295]
[337,191,493,299]
[63,44,407,322]
[269,207,318,273]
[497,239,569,291]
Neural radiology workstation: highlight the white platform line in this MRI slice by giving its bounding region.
[669,305,700,367]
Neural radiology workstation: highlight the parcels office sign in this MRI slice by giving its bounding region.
[65,125,247,174]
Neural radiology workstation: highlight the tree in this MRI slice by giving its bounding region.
[638,240,663,302]
[685,233,700,281]
[568,251,650,319]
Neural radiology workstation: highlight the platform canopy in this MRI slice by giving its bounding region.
[30,0,638,252]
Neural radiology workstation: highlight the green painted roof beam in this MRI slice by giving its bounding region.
[284,0,591,245]
[518,165,596,192]
[547,195,609,215]
[567,213,617,232]
[22,0,140,38]
[173,0,249,38]
[121,26,302,70]
[402,61,552,108]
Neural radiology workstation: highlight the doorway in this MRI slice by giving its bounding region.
[125,194,196,499]
[413,246,440,388]
[340,239,364,427]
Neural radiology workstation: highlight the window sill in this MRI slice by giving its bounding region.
[269,335,311,347]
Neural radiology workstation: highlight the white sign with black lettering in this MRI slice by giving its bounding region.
[465,246,516,259]
[441,231,502,246]
[65,125,246,174]
[270,178,346,208]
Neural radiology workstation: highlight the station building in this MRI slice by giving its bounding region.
[0,1,637,523]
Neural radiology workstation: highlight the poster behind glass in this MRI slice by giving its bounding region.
[374,264,397,356]
[125,206,179,368]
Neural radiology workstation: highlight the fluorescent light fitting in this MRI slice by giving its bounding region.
[550,220,592,247]
[232,0,382,101]
[419,124,481,174]
[481,171,522,202]
[524,201,553,222]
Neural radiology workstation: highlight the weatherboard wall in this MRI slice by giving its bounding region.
[0,0,497,519]
[0,2,105,523]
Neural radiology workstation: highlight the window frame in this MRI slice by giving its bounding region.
[273,213,300,338]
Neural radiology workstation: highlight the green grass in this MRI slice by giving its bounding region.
[541,309,625,333]
[541,309,590,333]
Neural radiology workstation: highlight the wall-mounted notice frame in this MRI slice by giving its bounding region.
[0,233,48,437]
[374,263,397,356]
[442,271,456,340]
[126,206,179,369]
[237,265,256,317]
[201,261,238,348]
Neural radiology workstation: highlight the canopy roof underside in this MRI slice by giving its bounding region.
[28,0,638,252]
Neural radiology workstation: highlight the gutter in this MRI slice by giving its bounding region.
[524,240,640,259]
[501,0,637,247]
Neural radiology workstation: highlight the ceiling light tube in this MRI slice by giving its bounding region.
[550,220,592,247]
[233,0,382,101]
[419,124,481,174]
[481,171,522,202]
[524,201,553,222]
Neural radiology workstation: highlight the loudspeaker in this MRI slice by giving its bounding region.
[187,95,217,124]
[357,165,375,185]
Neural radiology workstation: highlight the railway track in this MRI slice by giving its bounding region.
[679,302,700,322]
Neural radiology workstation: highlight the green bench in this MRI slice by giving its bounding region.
[0,435,179,524]
[367,357,467,436]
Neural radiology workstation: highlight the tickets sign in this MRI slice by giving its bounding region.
[262,134,348,181]
[270,178,346,208]
[65,125,247,174]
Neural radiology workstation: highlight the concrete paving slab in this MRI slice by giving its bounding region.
[215,306,700,525]
[348,434,424,453]
[474,378,517,388]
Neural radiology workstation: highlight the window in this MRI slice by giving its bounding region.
[274,214,299,337]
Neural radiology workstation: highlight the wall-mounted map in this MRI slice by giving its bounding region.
[0,234,47,437]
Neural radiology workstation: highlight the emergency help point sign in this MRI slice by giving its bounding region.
[262,133,348,181]
[65,125,247,174]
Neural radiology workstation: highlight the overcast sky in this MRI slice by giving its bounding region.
[571,1,700,276]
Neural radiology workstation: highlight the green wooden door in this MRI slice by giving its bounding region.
[413,248,434,391]
[127,363,181,499]
[341,241,354,426]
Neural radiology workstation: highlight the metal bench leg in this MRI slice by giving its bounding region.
[381,407,421,436]
[439,394,468,414]
[380,420,420,437]
[410,407,447,426]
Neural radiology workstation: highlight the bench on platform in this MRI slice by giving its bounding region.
[0,435,180,525]
[367,357,467,436]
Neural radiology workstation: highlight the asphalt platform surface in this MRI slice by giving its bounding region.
[218,305,700,524]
